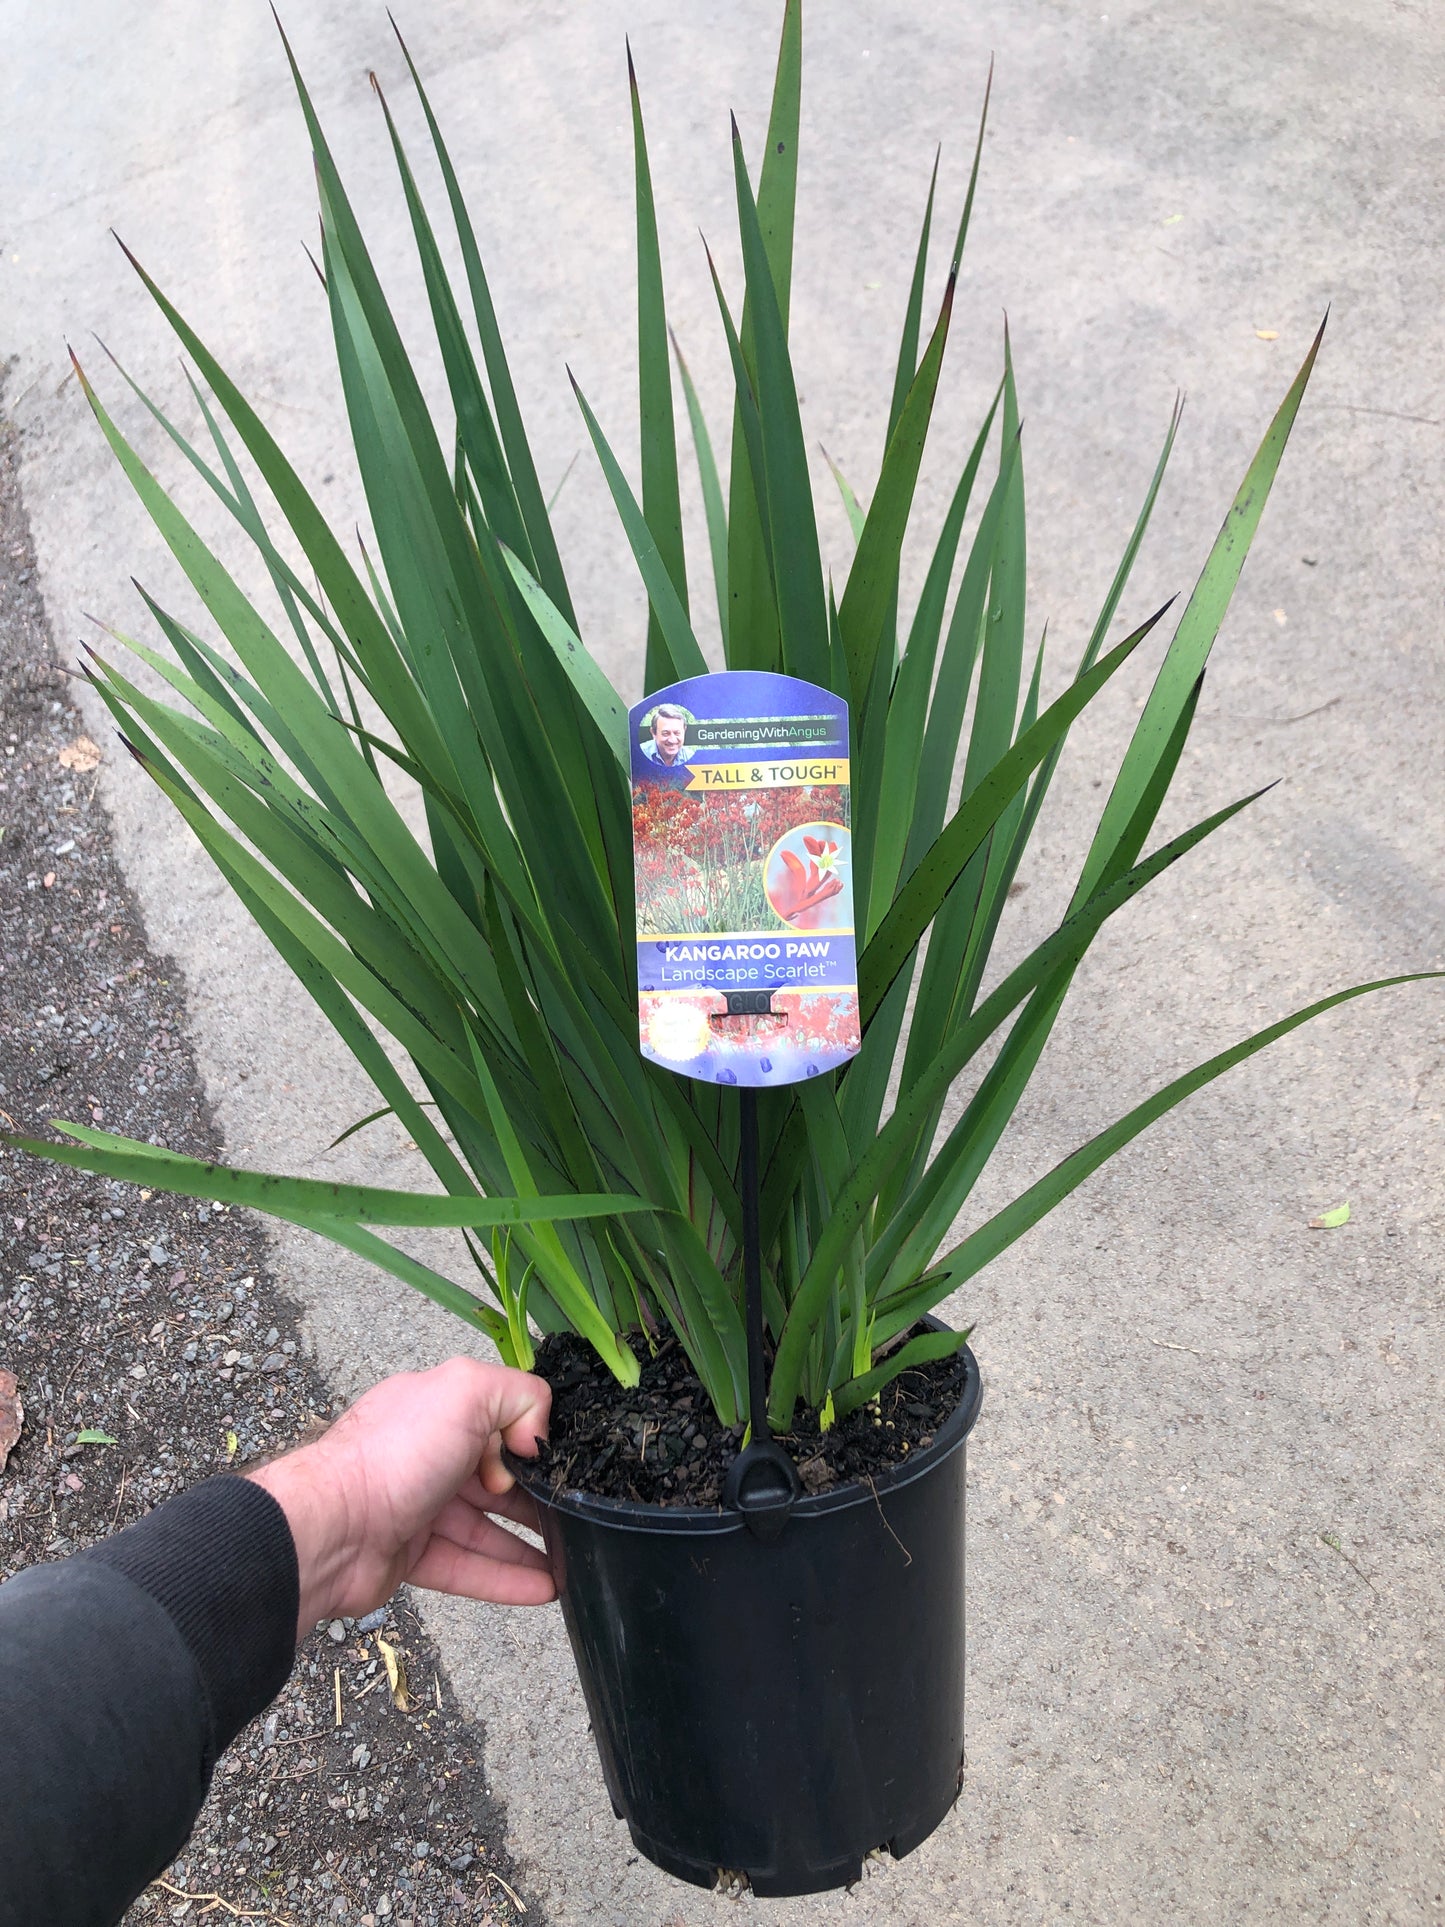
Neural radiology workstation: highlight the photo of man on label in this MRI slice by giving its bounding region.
[640,704,694,766]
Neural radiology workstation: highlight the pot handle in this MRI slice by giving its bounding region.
[724,1438,803,1544]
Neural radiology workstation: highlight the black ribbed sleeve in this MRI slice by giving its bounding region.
[0,1475,299,1927]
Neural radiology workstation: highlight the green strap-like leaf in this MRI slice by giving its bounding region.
[705,242,774,618]
[283,1213,511,1344]
[823,448,866,543]
[630,41,690,688]
[101,343,345,713]
[863,383,1002,940]
[462,1031,642,1386]
[88,649,519,1062]
[672,329,730,652]
[860,605,1166,1026]
[372,80,547,606]
[499,544,631,767]
[870,679,1214,1296]
[724,0,801,676]
[885,151,939,442]
[112,245,413,719]
[905,428,1020,862]
[8,1124,655,1229]
[392,21,578,629]
[921,971,1443,1304]
[730,118,829,687]
[946,59,993,275]
[929,397,1185,1028]
[837,273,955,709]
[833,1324,970,1420]
[769,780,1266,1423]
[1076,322,1325,906]
[570,374,707,683]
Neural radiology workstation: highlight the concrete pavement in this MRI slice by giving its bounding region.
[3,2,1442,1919]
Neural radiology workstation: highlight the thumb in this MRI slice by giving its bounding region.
[479,1367,552,1493]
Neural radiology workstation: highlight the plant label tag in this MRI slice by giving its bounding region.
[630,670,860,1087]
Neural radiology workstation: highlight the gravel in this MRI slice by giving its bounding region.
[0,386,534,1927]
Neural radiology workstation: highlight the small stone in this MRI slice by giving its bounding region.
[262,1713,279,1746]
[261,1353,287,1375]
[356,1607,387,1634]
[351,1743,372,1770]
[147,1243,167,1265]
[412,1841,428,1858]
[223,1350,241,1368]
[182,1343,199,1363]
[215,1301,234,1322]
[328,1620,347,1644]
[446,1852,474,1873]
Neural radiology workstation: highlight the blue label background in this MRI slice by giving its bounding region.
[630,671,860,1089]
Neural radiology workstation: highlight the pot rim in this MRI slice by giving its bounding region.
[505,1333,982,1537]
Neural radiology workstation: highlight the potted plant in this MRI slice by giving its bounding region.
[10,1,1438,1898]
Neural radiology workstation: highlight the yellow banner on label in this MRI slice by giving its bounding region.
[685,758,850,791]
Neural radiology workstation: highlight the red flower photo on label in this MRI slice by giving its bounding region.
[764,822,851,931]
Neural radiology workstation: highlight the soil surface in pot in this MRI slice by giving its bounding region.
[531,1330,970,1506]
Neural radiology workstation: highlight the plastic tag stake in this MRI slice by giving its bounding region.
[629,672,856,1534]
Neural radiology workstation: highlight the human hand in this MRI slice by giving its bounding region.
[247,1357,555,1643]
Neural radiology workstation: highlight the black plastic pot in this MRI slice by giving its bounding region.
[508,1343,982,1897]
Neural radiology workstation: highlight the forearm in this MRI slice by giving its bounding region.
[247,1444,353,1642]
[0,1358,552,1926]
[0,1478,298,1927]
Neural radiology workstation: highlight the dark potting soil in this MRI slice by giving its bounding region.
[530,1329,971,1507]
